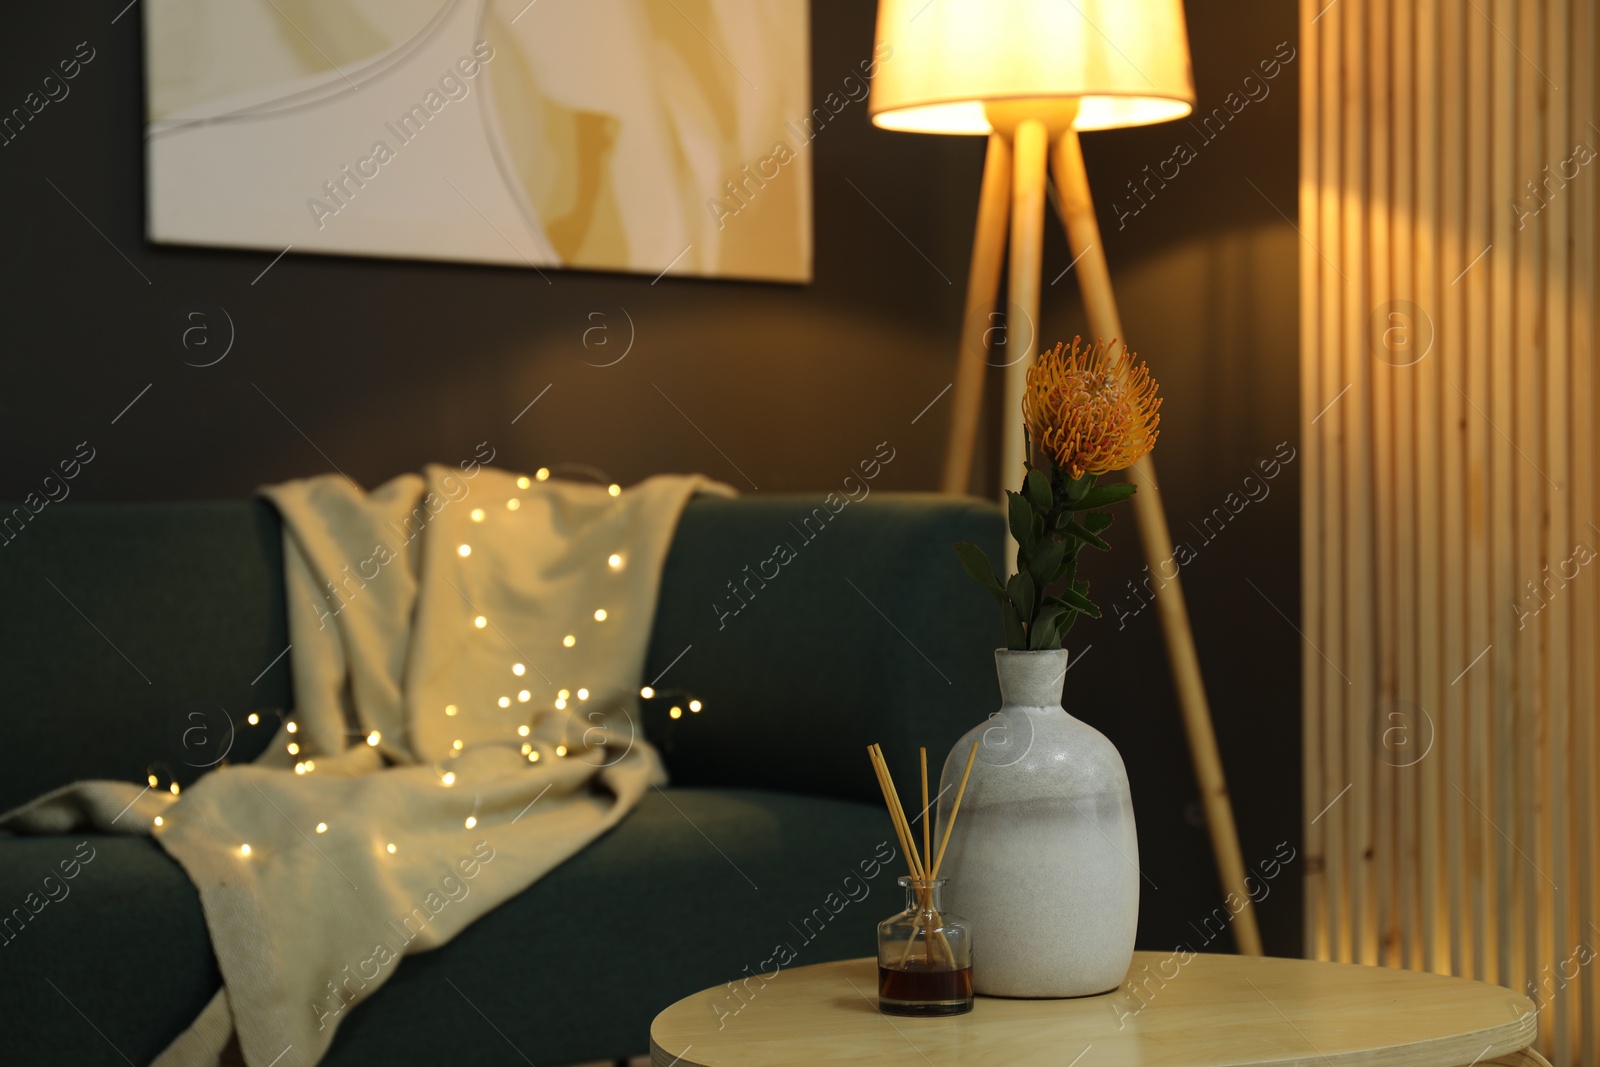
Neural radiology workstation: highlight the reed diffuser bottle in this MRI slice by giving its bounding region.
[877,876,973,1017]
[866,742,980,1017]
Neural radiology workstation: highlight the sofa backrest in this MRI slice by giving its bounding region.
[0,494,1003,812]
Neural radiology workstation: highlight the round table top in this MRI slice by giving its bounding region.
[649,953,1537,1067]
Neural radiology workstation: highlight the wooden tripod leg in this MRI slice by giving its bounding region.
[1002,120,1050,507]
[941,134,1013,495]
[1050,128,1266,957]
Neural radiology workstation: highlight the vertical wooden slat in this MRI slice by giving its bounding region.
[1488,0,1520,998]
[1319,0,1350,964]
[1367,0,1399,973]
[1437,0,1468,980]
[1539,2,1572,1064]
[1462,0,1494,988]
[1413,0,1446,977]
[1300,0,1328,965]
[1342,0,1378,970]
[1390,0,1421,976]
[1511,0,1543,1018]
[1569,5,1598,1063]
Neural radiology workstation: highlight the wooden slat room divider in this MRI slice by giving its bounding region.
[1300,1,1598,1063]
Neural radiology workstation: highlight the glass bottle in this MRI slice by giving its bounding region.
[876,876,974,1016]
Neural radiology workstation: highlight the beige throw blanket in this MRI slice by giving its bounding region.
[1,465,730,1065]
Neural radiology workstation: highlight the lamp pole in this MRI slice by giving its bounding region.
[1051,127,1263,958]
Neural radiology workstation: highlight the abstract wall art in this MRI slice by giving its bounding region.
[144,0,811,282]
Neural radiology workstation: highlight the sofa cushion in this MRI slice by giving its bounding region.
[0,788,900,1066]
[0,834,218,1066]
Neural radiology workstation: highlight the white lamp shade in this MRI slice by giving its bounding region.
[868,0,1196,134]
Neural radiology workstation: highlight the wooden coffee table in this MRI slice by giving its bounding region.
[650,953,1545,1066]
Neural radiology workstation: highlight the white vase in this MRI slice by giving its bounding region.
[935,648,1139,998]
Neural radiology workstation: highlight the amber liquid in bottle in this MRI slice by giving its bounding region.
[877,959,975,1017]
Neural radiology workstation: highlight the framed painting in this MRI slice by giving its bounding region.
[144,0,811,282]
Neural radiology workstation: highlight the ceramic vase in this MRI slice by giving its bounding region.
[935,647,1139,998]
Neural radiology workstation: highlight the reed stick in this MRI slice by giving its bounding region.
[920,747,932,884]
[931,741,980,881]
[867,745,923,877]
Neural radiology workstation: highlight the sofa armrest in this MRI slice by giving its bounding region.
[643,492,1005,806]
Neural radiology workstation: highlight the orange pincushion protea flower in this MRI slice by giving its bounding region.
[1023,337,1161,478]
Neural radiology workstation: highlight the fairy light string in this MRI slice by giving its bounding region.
[145,472,706,866]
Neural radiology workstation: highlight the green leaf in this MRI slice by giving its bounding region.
[1050,552,1078,586]
[953,541,1006,601]
[1071,482,1137,510]
[1024,468,1053,512]
[1061,520,1112,551]
[1006,492,1036,548]
[1006,571,1036,622]
[1001,598,1027,651]
[1065,474,1095,504]
[1059,585,1102,618]
[1083,512,1114,534]
[1028,539,1065,587]
[1028,606,1067,650]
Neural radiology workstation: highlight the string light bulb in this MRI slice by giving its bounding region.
[517,690,530,702]
[689,700,703,713]
[315,822,328,834]
[458,544,472,558]
[148,774,159,788]
[608,484,621,497]
[153,816,164,828]
[670,706,683,719]
[287,742,300,755]
[593,609,607,622]
[367,730,381,746]
[442,771,457,786]
[577,688,589,701]
[507,498,521,511]
[452,739,464,751]
[474,616,488,629]
[303,760,315,772]
[286,721,298,734]
[558,689,570,700]
[535,468,549,482]
[518,725,531,737]
[640,686,654,699]
[247,713,260,726]
[521,741,533,754]
[528,751,540,763]
[446,704,458,716]
[386,842,397,854]
[608,553,623,569]
[512,663,526,676]
[294,763,307,775]
[239,844,252,857]
[562,635,576,648]
[517,475,531,489]
[170,782,180,795]
[498,696,511,708]
[555,745,568,757]
[464,815,478,829]
[470,508,485,522]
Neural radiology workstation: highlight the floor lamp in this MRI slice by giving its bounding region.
[869,0,1264,956]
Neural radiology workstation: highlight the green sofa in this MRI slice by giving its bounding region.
[0,493,1002,1066]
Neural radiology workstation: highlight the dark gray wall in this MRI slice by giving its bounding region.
[0,1,1302,957]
